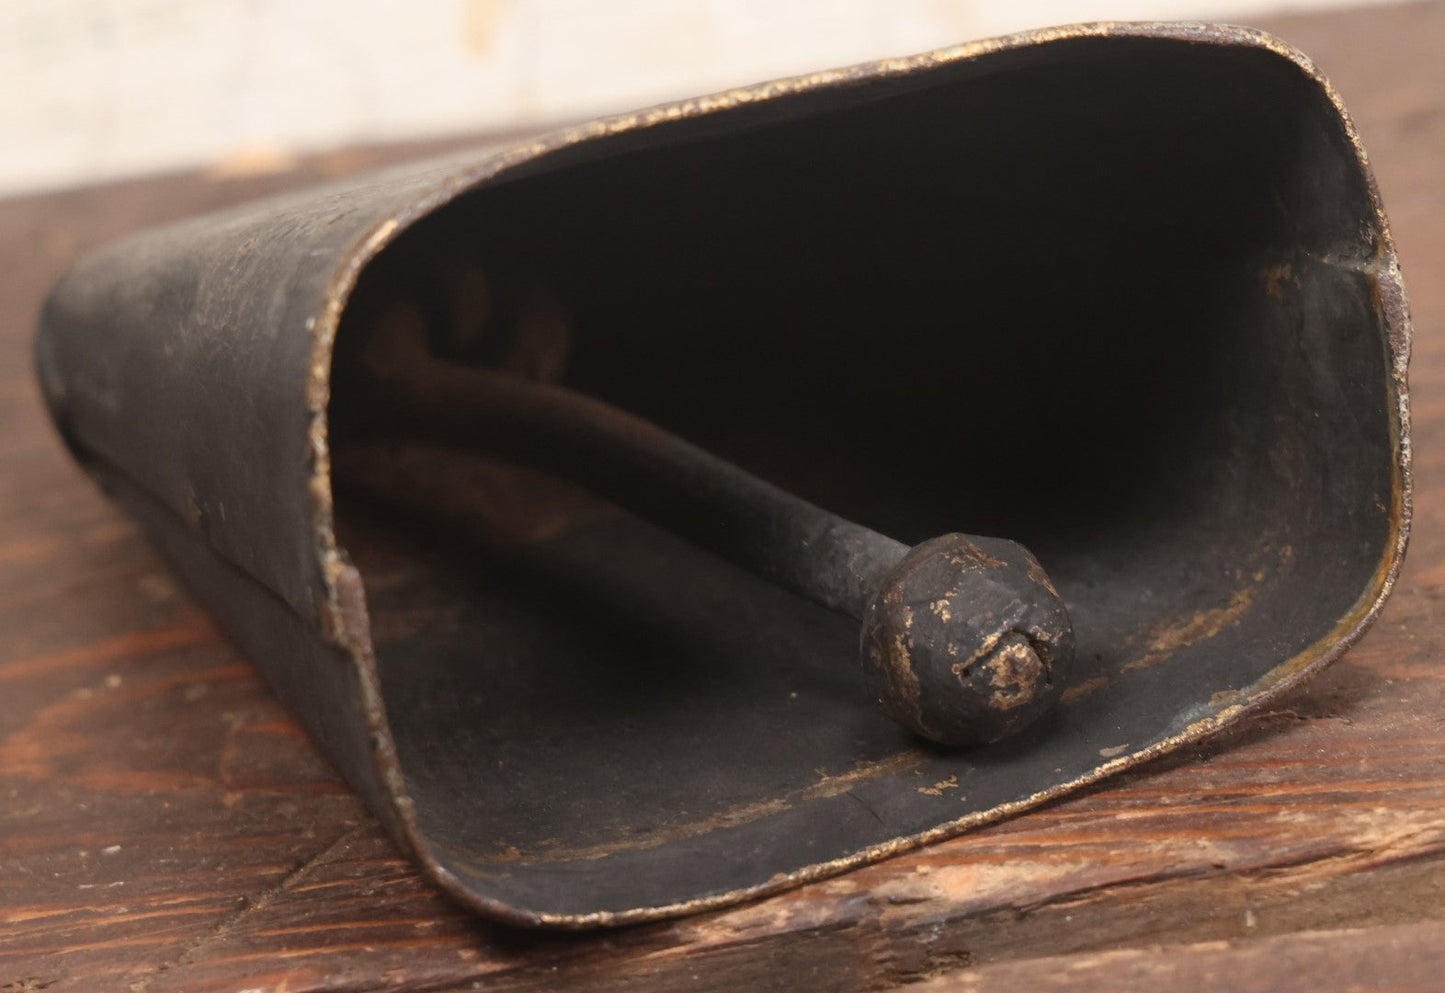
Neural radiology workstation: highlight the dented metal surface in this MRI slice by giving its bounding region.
[35,21,1410,927]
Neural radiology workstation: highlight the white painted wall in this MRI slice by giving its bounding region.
[0,0,1392,196]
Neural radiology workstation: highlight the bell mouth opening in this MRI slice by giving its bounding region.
[328,30,1400,922]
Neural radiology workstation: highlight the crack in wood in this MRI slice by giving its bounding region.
[124,826,366,992]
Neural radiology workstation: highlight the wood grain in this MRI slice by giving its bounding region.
[3,4,1445,990]
[918,920,1445,993]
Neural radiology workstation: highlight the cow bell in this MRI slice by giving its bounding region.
[35,22,1411,927]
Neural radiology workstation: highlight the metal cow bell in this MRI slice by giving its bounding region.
[35,22,1410,926]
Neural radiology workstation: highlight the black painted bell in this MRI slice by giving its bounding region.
[36,21,1410,927]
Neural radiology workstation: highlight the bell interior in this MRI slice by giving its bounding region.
[328,34,1397,920]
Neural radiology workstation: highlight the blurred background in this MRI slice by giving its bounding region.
[2,0,1395,197]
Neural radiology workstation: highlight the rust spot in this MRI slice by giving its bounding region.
[1210,688,1242,709]
[916,773,960,797]
[470,750,927,864]
[883,609,925,724]
[803,751,929,800]
[1025,555,1061,597]
[1060,674,1109,705]
[947,541,1006,572]
[1120,586,1254,672]
[950,628,1001,685]
[979,638,1043,711]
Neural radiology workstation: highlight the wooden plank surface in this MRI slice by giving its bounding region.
[918,920,1445,993]
[3,4,1445,990]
